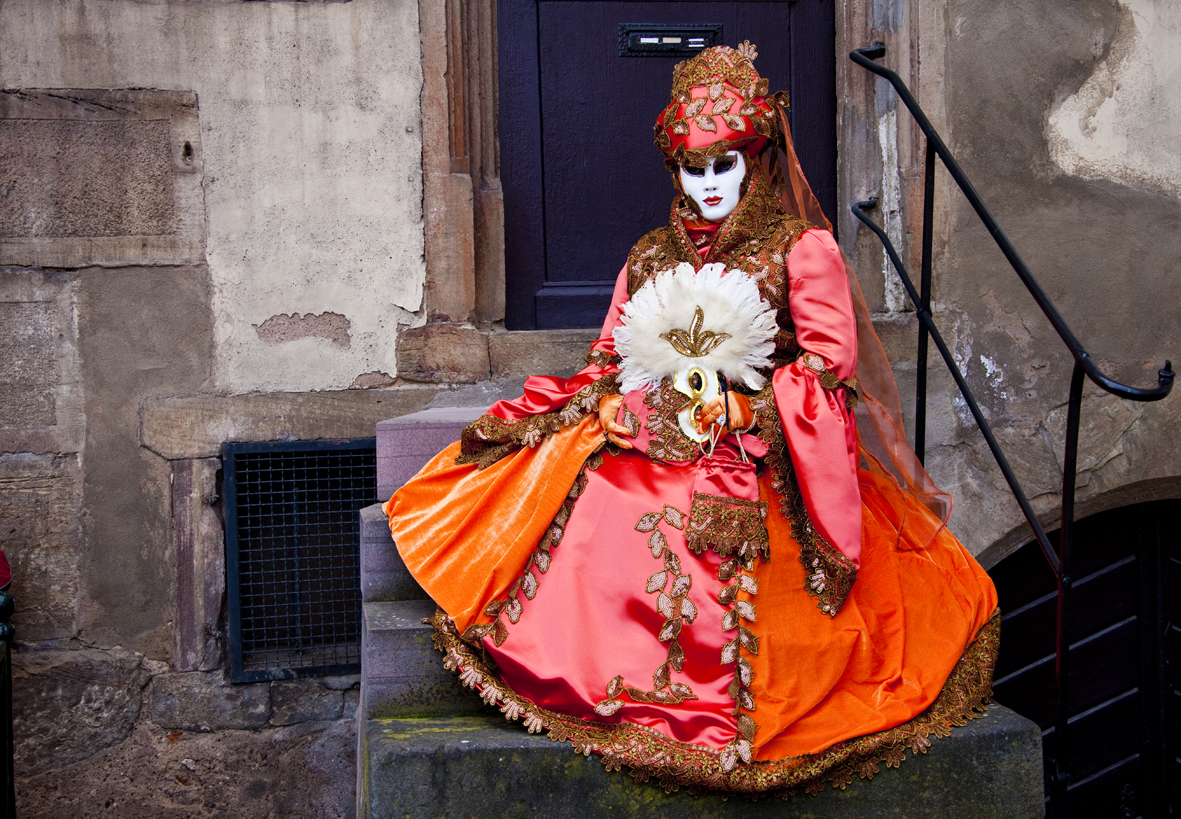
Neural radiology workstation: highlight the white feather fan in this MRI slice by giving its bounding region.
[613,263,777,394]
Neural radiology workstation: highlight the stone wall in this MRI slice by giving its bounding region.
[0,2,429,815]
[837,0,1181,566]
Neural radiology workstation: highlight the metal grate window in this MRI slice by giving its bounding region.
[223,439,375,682]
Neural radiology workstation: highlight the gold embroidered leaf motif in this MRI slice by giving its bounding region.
[685,97,707,117]
[726,678,741,699]
[669,641,685,671]
[657,593,674,619]
[636,512,662,532]
[722,609,739,631]
[671,119,690,136]
[738,657,754,686]
[607,675,624,699]
[649,690,675,704]
[735,737,753,764]
[694,114,717,132]
[534,550,551,573]
[658,618,682,642]
[653,662,671,691]
[664,550,681,575]
[736,600,757,621]
[718,559,738,581]
[663,505,685,529]
[594,699,624,717]
[711,97,734,115]
[484,600,505,617]
[645,571,667,594]
[681,598,698,622]
[506,597,523,623]
[719,744,738,773]
[671,574,692,597]
[649,530,666,558]
[738,688,755,711]
[624,686,651,703]
[738,627,759,654]
[718,584,738,605]
[492,619,509,646]
[721,638,740,664]
[668,682,696,700]
[737,574,759,594]
[722,114,746,131]
[708,83,724,101]
[737,713,758,742]
[521,570,539,600]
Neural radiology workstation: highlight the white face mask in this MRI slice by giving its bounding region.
[678,152,746,222]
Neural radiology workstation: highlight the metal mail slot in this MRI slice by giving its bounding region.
[618,24,723,58]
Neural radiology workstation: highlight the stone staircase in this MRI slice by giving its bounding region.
[356,408,1047,818]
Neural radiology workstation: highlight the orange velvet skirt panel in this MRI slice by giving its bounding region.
[383,415,606,634]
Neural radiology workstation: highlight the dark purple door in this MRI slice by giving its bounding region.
[500,0,837,330]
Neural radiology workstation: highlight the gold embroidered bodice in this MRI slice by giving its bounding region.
[625,173,811,375]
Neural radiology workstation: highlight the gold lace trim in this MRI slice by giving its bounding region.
[800,352,859,409]
[717,552,760,768]
[642,377,698,464]
[594,505,697,715]
[429,608,1000,796]
[456,374,620,470]
[586,349,622,370]
[686,492,770,562]
[749,384,857,616]
[460,450,605,646]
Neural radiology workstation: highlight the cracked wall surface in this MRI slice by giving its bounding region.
[0,0,425,394]
[917,0,1181,565]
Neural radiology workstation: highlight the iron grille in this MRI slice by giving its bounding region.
[223,439,375,682]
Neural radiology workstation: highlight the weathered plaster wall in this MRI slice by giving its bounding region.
[917,0,1181,563]
[0,0,426,394]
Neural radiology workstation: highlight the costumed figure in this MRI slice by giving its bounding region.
[384,42,999,795]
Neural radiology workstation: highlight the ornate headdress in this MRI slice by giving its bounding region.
[653,41,786,170]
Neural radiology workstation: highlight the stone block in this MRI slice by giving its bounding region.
[488,328,601,379]
[0,452,81,641]
[270,680,344,726]
[15,718,356,819]
[360,504,427,603]
[150,671,271,732]
[0,89,205,268]
[396,323,490,384]
[140,387,437,460]
[361,600,480,720]
[12,647,150,775]
[375,406,486,500]
[361,707,1043,819]
[0,268,84,456]
[173,458,225,672]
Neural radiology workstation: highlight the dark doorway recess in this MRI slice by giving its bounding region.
[989,498,1181,817]
[500,0,837,330]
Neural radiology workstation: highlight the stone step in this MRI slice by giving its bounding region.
[359,503,426,603]
[360,599,482,721]
[376,405,488,501]
[358,707,1044,818]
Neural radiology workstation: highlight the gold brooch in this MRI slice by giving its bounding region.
[660,305,731,358]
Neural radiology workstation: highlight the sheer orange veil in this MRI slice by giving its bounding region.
[766,104,952,533]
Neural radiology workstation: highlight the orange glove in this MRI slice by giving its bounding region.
[597,393,634,449]
[696,392,754,434]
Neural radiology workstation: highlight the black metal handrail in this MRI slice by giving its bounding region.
[849,44,1174,818]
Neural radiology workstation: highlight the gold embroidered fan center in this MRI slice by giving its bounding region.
[659,305,732,358]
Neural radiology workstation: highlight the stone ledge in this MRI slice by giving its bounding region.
[360,708,1043,818]
[361,600,482,720]
[376,405,487,500]
[140,388,438,460]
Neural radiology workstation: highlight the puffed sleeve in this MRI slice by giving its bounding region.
[772,228,862,569]
[484,266,627,421]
